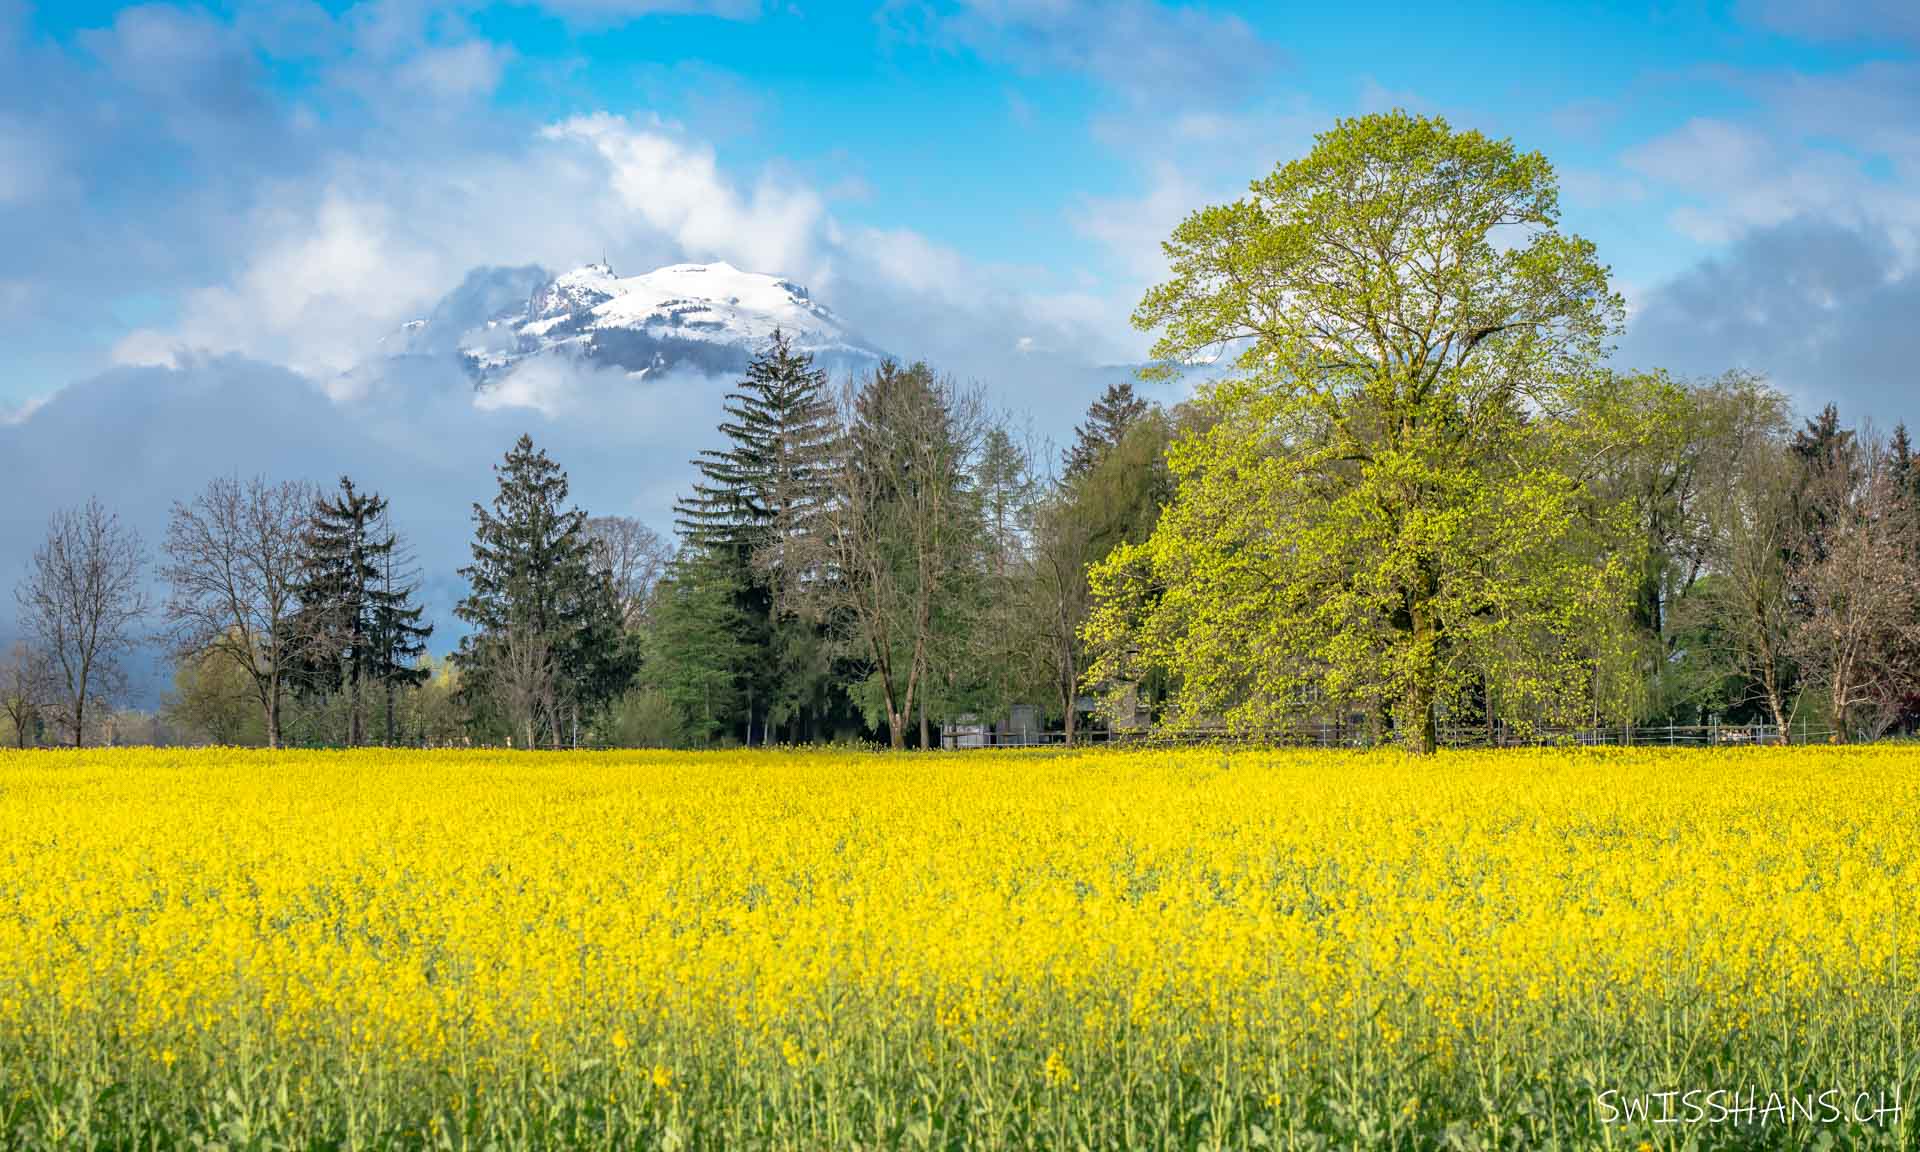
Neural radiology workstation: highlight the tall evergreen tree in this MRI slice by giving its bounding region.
[290,477,432,746]
[1792,403,1855,470]
[670,330,838,743]
[370,532,432,745]
[1893,424,1918,520]
[644,550,752,745]
[1065,381,1151,478]
[456,435,623,748]
[1791,403,1858,567]
[675,329,837,573]
[291,478,383,745]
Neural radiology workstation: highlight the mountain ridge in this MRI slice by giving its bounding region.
[381,260,887,387]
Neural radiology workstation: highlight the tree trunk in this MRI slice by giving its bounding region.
[1403,602,1439,755]
[1063,646,1078,748]
[1761,658,1789,745]
[1402,677,1437,755]
[349,670,365,748]
[918,693,930,750]
[267,679,281,750]
[888,710,906,750]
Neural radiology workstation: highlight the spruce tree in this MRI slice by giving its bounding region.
[290,477,433,746]
[456,435,621,747]
[670,329,837,742]
[1892,423,1916,507]
[291,477,382,745]
[1792,402,1855,469]
[1892,424,1920,573]
[675,330,833,562]
[370,533,432,745]
[1791,403,1857,565]
[644,550,752,746]
[1064,381,1151,478]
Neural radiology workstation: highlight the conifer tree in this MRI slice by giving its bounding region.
[1892,424,1918,533]
[370,533,432,745]
[1791,403,1858,566]
[675,329,836,576]
[670,330,838,742]
[290,477,432,746]
[1065,381,1151,478]
[644,550,752,746]
[456,435,622,748]
[291,477,382,745]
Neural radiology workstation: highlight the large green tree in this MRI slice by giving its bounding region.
[642,550,753,746]
[1087,112,1631,752]
[289,478,432,746]
[804,362,983,748]
[456,436,625,748]
[673,330,838,743]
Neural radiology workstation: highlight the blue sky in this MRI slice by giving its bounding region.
[4,0,1920,425]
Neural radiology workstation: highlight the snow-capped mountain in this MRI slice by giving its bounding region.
[388,260,886,387]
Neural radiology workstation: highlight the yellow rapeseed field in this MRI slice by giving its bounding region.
[0,745,1912,1149]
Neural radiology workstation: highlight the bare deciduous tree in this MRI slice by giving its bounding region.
[1690,381,1800,738]
[496,623,556,751]
[14,498,149,747]
[1788,430,1920,743]
[0,641,50,748]
[1027,493,1095,745]
[160,476,312,748]
[585,516,671,632]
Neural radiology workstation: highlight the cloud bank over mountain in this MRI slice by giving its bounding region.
[0,249,1153,705]
[0,347,735,693]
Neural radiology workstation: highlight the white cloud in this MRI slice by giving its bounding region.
[544,113,827,285]
[0,393,44,426]
[101,106,1136,423]
[473,356,589,418]
[1623,111,1920,261]
[110,329,186,369]
[1619,215,1920,427]
[127,191,445,389]
[842,225,976,300]
[1737,0,1920,45]
[1071,163,1205,282]
[1623,118,1774,191]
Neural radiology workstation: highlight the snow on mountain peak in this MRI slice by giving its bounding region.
[436,259,881,386]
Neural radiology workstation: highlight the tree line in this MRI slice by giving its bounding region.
[4,112,1918,752]
[0,331,1167,751]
